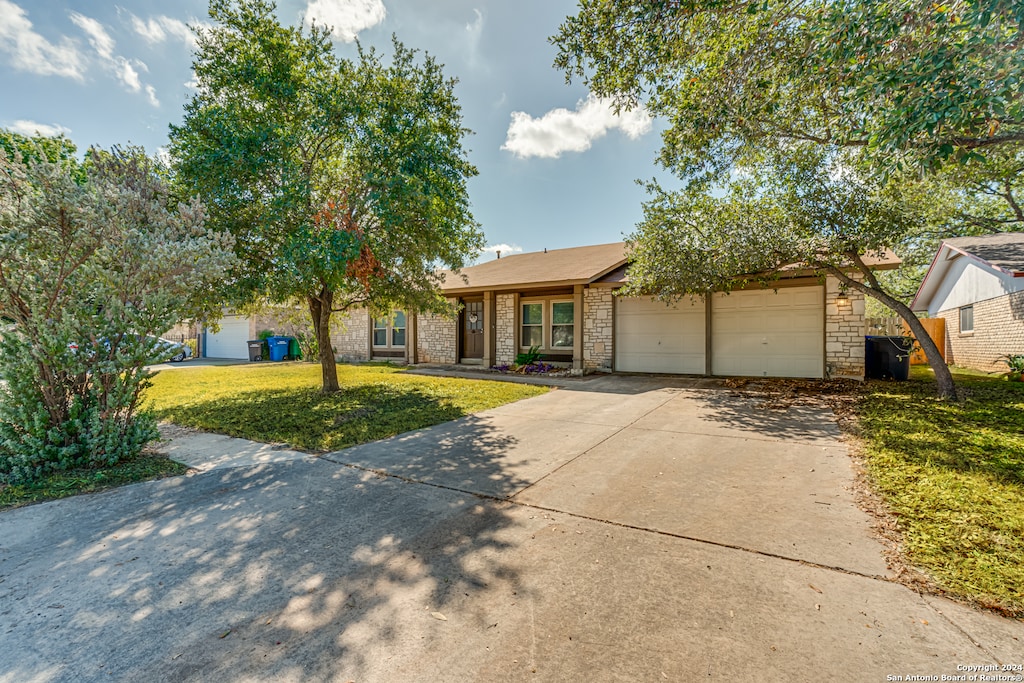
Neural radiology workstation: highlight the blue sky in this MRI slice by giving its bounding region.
[0,0,671,260]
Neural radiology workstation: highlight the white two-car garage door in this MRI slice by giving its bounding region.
[613,287,825,378]
[712,287,824,378]
[204,315,251,359]
[615,297,706,374]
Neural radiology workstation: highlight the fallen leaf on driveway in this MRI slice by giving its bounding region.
[219,629,232,639]
[431,612,447,621]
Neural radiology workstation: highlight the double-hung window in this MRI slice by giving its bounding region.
[520,300,574,350]
[551,301,574,348]
[373,311,407,348]
[521,303,543,347]
[959,305,974,334]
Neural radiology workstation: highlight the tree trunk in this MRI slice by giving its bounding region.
[308,287,340,393]
[827,268,958,400]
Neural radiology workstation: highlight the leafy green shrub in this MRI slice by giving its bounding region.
[515,345,542,366]
[999,354,1024,376]
[0,139,235,484]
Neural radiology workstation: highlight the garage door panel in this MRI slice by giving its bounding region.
[615,298,705,374]
[764,309,821,333]
[711,288,823,379]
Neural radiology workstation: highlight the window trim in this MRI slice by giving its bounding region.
[519,297,574,353]
[372,311,407,349]
[549,299,575,349]
[520,301,544,349]
[391,311,406,347]
[959,304,974,335]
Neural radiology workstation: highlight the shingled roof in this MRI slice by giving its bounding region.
[912,232,1024,312]
[440,242,627,294]
[940,232,1024,275]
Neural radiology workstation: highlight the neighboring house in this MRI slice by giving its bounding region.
[912,232,1024,372]
[318,242,885,380]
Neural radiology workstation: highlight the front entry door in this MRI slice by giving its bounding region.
[462,299,484,359]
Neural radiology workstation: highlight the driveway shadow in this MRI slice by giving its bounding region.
[323,410,617,499]
[0,453,531,682]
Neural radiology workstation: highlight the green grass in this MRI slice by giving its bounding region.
[0,453,186,511]
[145,362,548,452]
[857,366,1024,616]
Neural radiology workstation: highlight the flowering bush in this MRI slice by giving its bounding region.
[0,141,234,484]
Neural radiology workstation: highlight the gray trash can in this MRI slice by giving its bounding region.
[247,340,264,362]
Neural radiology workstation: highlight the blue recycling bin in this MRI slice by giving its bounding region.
[267,336,290,362]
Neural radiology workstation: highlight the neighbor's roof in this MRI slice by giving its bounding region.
[912,232,1024,311]
[938,233,1024,275]
[440,242,627,293]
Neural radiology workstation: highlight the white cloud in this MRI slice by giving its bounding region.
[6,119,71,137]
[129,14,197,47]
[464,8,484,70]
[69,11,115,60]
[116,58,141,92]
[482,243,522,257]
[66,12,160,107]
[303,0,386,42]
[502,94,652,159]
[0,0,84,79]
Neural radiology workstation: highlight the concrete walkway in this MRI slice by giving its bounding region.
[1,377,1021,682]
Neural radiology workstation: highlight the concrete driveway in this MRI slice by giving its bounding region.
[1,376,1021,682]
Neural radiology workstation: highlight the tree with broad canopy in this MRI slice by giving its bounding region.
[170,0,483,392]
[553,0,1024,397]
[624,148,960,398]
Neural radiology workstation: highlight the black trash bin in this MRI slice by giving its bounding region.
[864,336,913,380]
[247,339,264,362]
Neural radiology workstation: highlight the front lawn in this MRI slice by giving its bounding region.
[856,366,1024,616]
[145,363,548,452]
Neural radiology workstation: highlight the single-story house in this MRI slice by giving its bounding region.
[208,241,892,379]
[912,232,1024,372]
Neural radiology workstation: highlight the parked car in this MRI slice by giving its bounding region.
[153,337,192,363]
[68,335,192,363]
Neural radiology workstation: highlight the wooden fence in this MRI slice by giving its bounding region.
[864,317,904,336]
[864,316,946,364]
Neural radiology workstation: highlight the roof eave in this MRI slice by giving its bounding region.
[441,277,600,295]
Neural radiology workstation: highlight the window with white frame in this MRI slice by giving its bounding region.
[520,299,575,350]
[521,303,543,347]
[391,311,406,346]
[373,312,407,348]
[551,301,574,348]
[959,305,974,333]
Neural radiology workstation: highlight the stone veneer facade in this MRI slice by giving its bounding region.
[936,290,1024,372]
[824,274,866,379]
[495,294,516,365]
[415,298,458,364]
[329,309,370,361]
[583,288,614,371]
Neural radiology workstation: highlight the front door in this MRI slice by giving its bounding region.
[462,299,484,359]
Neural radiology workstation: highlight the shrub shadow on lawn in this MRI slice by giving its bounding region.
[153,383,487,453]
